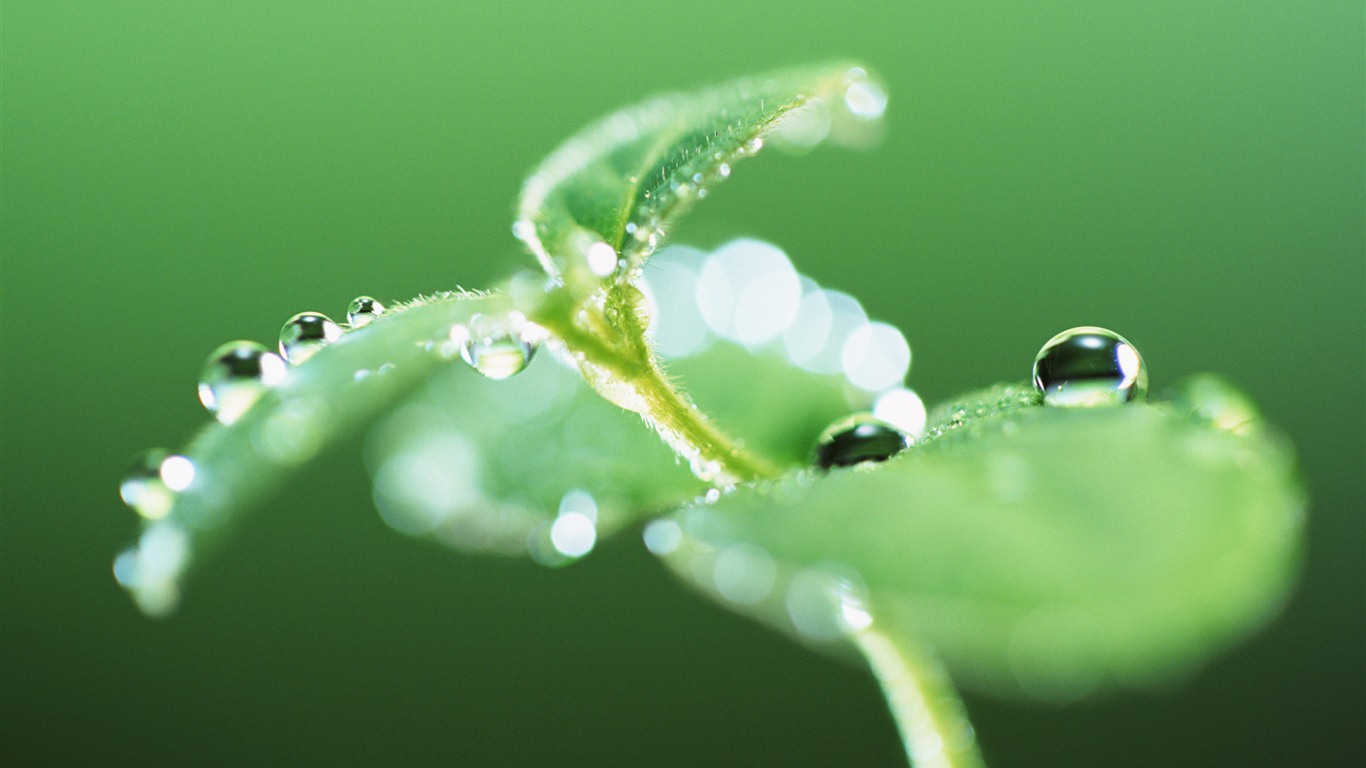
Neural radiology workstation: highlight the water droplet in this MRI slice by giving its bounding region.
[278,312,342,363]
[117,524,192,617]
[120,449,175,520]
[813,414,910,470]
[1032,327,1147,407]
[197,340,288,424]
[346,296,385,328]
[458,314,537,380]
[844,79,888,120]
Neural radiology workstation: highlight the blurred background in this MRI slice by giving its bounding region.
[3,1,1362,765]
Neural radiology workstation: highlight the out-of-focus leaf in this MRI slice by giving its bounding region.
[114,293,505,615]
[655,379,1306,701]
[364,349,702,563]
[514,62,886,289]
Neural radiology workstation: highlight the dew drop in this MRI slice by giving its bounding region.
[119,449,175,520]
[1032,326,1147,407]
[813,414,910,470]
[458,314,538,380]
[346,296,385,328]
[197,340,288,424]
[844,79,888,120]
[278,312,342,363]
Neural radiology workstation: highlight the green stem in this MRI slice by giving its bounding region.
[531,288,782,485]
[852,628,986,768]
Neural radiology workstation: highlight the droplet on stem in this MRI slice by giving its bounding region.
[1032,326,1147,407]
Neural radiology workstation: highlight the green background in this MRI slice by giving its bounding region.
[3,1,1362,765]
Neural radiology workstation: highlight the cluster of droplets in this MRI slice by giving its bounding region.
[805,326,1150,472]
[116,295,393,611]
[196,296,388,427]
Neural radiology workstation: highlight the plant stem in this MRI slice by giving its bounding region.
[531,289,782,485]
[852,627,986,768]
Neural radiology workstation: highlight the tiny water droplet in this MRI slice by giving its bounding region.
[198,340,288,424]
[120,449,175,520]
[813,414,909,470]
[459,315,537,380]
[346,296,385,328]
[279,312,342,363]
[843,79,888,120]
[118,448,193,519]
[1032,326,1147,407]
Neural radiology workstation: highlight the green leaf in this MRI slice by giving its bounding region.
[514,62,886,290]
[115,240,880,611]
[654,379,1305,702]
[115,292,502,614]
[364,349,702,563]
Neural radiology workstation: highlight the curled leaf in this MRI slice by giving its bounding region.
[515,62,886,289]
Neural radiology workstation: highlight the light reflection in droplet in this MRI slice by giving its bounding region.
[844,79,888,120]
[158,455,196,492]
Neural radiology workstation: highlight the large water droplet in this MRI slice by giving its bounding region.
[1032,326,1147,407]
[456,315,538,380]
[813,414,909,470]
[278,312,342,363]
[346,296,385,328]
[198,340,288,423]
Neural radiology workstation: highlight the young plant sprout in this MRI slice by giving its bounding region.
[113,63,1305,768]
